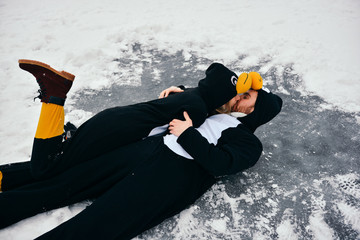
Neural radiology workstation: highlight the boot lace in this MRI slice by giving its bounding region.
[34,78,47,101]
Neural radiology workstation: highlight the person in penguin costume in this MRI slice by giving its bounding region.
[0,60,282,239]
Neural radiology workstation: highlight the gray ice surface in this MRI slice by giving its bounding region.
[74,46,360,239]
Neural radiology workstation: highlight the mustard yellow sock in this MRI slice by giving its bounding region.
[35,103,64,139]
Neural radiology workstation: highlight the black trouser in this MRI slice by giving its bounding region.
[0,89,212,238]
[28,89,208,180]
[0,136,215,239]
[0,161,34,191]
[0,89,208,189]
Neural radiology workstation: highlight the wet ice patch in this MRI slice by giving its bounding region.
[111,59,143,87]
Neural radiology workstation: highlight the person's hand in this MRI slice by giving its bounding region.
[159,86,184,98]
[169,111,193,137]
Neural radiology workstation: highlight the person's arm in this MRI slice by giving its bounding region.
[158,86,184,98]
[169,112,263,177]
[178,125,262,176]
[158,85,196,98]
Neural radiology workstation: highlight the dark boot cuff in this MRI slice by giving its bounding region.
[48,96,65,106]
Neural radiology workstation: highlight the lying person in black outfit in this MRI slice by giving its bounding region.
[0,59,282,239]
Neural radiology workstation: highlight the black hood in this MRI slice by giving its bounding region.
[239,89,283,132]
[198,63,238,112]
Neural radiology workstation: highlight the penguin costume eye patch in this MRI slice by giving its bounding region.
[231,75,238,86]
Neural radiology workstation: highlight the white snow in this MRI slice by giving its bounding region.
[209,218,227,233]
[1,0,360,162]
[0,0,360,239]
[337,201,360,233]
[276,209,299,240]
[308,211,335,240]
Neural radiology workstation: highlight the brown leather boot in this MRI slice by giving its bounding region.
[19,59,75,106]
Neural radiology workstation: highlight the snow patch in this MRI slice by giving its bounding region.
[337,201,360,233]
[276,209,299,240]
[308,211,335,240]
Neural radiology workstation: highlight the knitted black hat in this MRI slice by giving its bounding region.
[198,63,238,112]
[239,88,283,132]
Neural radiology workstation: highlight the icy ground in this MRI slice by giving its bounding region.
[0,0,360,239]
[76,52,360,240]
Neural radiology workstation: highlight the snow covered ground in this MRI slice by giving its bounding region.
[0,0,359,239]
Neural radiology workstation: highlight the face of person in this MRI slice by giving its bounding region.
[229,90,258,114]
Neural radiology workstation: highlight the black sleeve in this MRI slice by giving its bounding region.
[177,85,186,91]
[173,85,193,92]
[133,88,207,128]
[177,125,263,177]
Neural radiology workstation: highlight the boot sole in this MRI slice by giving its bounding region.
[18,59,75,81]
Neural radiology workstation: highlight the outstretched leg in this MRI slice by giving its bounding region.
[30,103,65,179]
[35,145,215,240]
[0,161,33,192]
[0,122,78,192]
[18,59,75,180]
[0,135,158,229]
[7,59,207,182]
